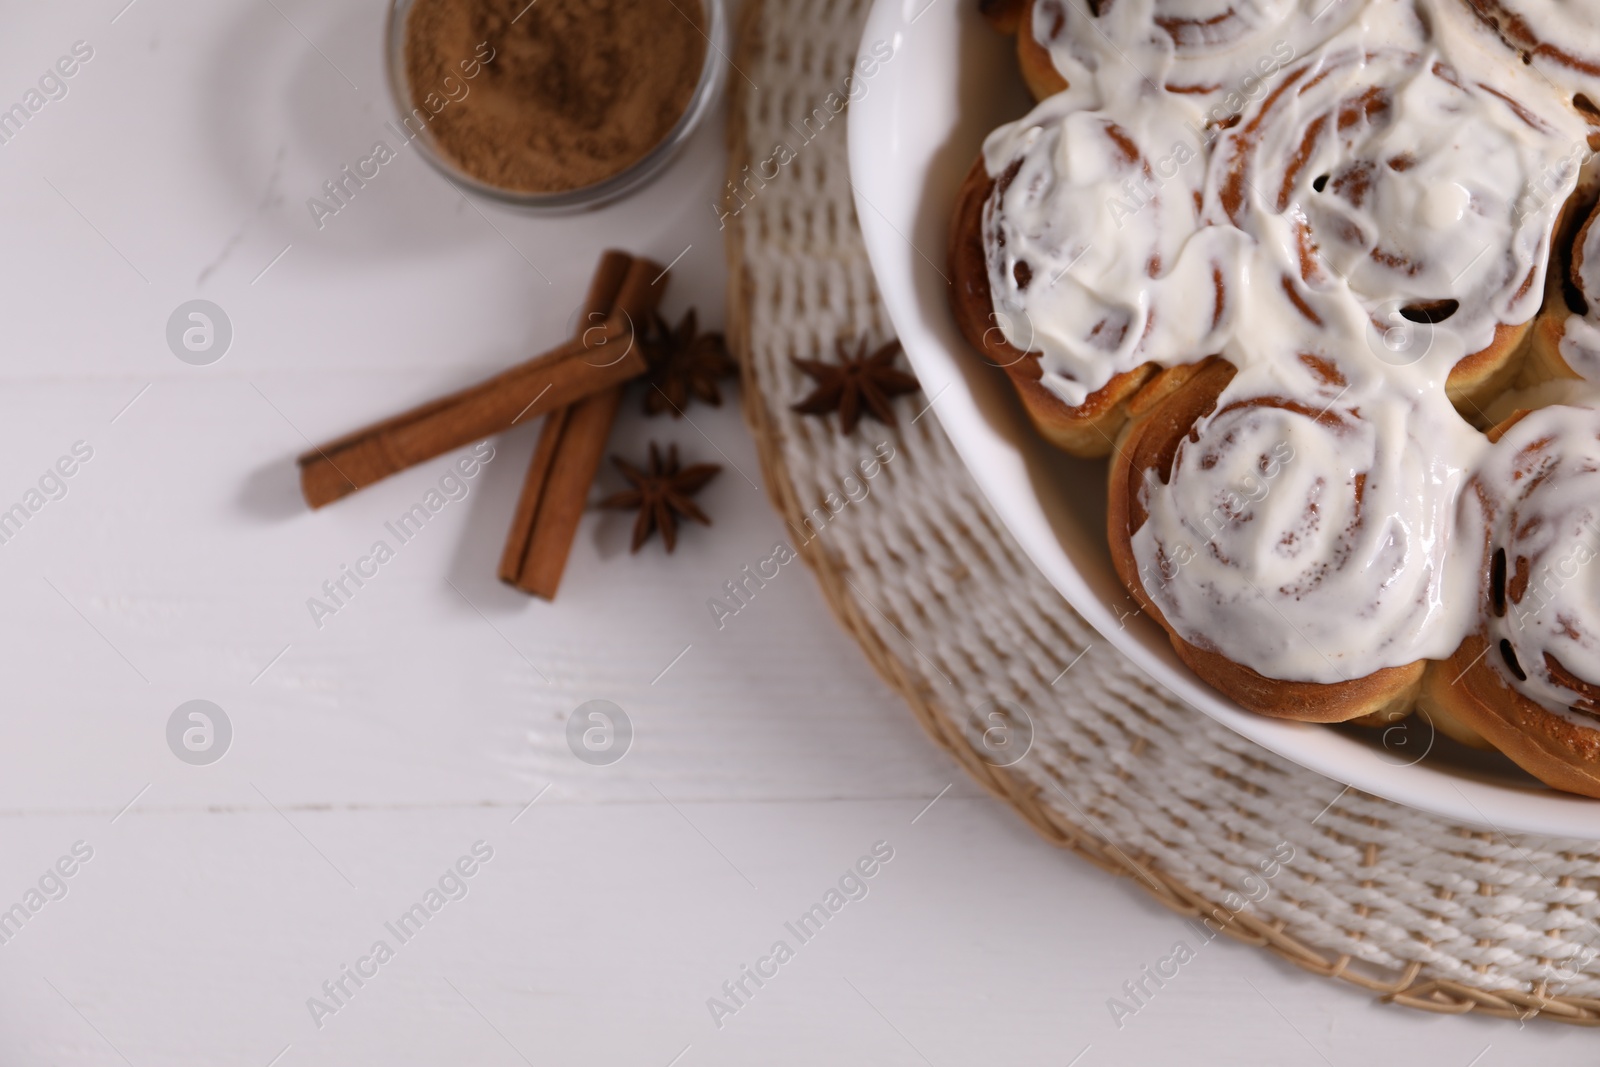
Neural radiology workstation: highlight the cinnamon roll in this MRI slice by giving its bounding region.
[952,90,1247,456]
[1109,356,1477,722]
[1421,406,1600,796]
[949,158,1157,455]
[1021,0,1356,104]
[1205,32,1586,419]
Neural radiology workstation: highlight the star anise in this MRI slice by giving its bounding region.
[599,443,721,553]
[641,309,736,417]
[791,338,920,434]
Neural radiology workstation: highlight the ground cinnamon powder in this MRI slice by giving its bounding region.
[404,0,707,195]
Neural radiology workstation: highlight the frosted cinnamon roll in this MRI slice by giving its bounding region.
[949,158,1158,454]
[1109,357,1477,721]
[954,89,1247,455]
[1205,29,1589,418]
[1021,0,1357,104]
[1422,406,1600,796]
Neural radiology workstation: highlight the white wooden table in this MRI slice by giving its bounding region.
[0,2,1585,1062]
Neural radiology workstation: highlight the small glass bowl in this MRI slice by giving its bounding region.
[383,0,728,213]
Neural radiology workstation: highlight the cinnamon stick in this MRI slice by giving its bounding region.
[499,251,656,598]
[297,253,665,509]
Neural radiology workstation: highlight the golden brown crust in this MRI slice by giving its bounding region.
[1526,310,1585,386]
[1348,702,1417,728]
[1017,0,1068,101]
[1422,639,1600,796]
[1521,187,1600,387]
[1413,660,1494,749]
[1446,320,1532,425]
[948,155,1155,457]
[1107,357,1427,723]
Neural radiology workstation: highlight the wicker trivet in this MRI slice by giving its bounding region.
[722,0,1600,1025]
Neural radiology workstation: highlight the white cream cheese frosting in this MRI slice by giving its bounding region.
[980,0,1600,690]
[1131,379,1484,683]
[1028,0,1363,101]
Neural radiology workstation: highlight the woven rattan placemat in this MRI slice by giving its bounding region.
[721,0,1600,1025]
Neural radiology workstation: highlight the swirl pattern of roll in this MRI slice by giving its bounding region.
[948,158,1160,455]
[1108,357,1475,722]
[1460,0,1600,86]
[1204,34,1571,418]
[952,89,1248,455]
